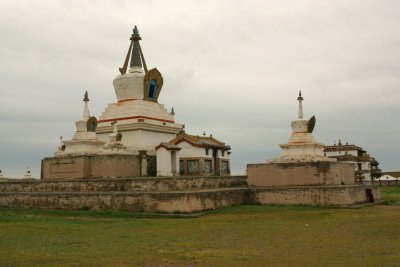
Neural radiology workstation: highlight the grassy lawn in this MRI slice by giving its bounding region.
[380,184,400,203]
[0,188,399,266]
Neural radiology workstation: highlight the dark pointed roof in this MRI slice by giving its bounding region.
[119,26,148,75]
[130,26,143,69]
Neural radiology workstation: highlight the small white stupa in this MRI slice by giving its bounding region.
[57,91,105,155]
[23,167,32,179]
[103,121,128,154]
[270,91,335,163]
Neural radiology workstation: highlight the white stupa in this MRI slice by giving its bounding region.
[57,91,105,156]
[96,26,183,154]
[270,91,336,163]
[102,121,129,154]
[23,167,32,179]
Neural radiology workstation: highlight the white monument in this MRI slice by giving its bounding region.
[56,91,105,156]
[270,91,335,163]
[23,167,32,179]
[95,26,183,154]
[42,26,231,179]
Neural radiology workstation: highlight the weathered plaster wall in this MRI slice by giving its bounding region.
[0,190,247,213]
[0,176,247,193]
[0,175,380,213]
[247,162,355,187]
[156,148,180,177]
[247,185,381,206]
[42,155,145,180]
[178,141,209,158]
[0,176,247,213]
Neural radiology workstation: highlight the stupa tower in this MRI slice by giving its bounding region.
[96,26,183,154]
[269,91,335,163]
[57,91,105,156]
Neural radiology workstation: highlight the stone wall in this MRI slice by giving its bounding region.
[247,162,355,187]
[41,155,155,180]
[0,176,247,193]
[247,185,381,206]
[0,190,247,213]
[0,175,381,213]
[0,176,247,213]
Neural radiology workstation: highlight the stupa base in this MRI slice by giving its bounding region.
[247,185,380,206]
[247,161,355,187]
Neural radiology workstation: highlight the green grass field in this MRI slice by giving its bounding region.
[0,186,399,267]
[381,184,400,203]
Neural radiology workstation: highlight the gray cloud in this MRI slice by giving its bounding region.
[0,0,399,177]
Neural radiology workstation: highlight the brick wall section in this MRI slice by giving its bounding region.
[247,162,355,187]
[0,190,247,213]
[0,176,248,213]
[0,176,247,193]
[0,175,380,213]
[42,155,145,179]
[247,185,381,206]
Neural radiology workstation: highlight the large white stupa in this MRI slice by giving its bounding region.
[95,26,183,154]
[43,26,231,179]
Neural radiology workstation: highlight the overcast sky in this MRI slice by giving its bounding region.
[0,0,399,177]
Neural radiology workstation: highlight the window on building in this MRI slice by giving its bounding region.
[179,160,184,175]
[147,80,158,99]
[221,161,229,175]
[204,160,212,174]
[187,160,199,175]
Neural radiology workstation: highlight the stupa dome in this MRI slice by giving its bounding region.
[113,71,145,101]
[112,26,163,103]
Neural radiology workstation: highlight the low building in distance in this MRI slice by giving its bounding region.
[381,171,400,178]
[323,140,382,182]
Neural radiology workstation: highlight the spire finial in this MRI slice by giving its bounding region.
[129,26,147,72]
[119,26,148,75]
[203,131,206,137]
[83,91,89,102]
[171,107,175,115]
[297,90,304,119]
[297,90,303,101]
[82,91,90,120]
[133,25,139,35]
